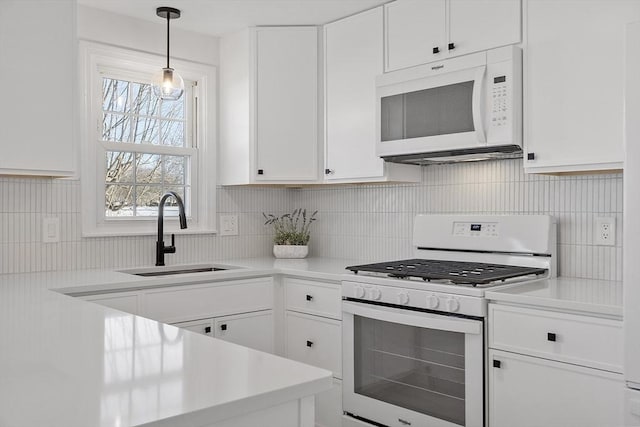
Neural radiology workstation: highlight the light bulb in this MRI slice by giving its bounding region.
[152,67,184,100]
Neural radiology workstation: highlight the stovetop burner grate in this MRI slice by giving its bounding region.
[346,258,547,286]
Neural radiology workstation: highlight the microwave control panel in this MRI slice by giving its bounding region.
[453,222,499,237]
[491,75,509,128]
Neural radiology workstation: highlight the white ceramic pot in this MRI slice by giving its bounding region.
[273,245,309,259]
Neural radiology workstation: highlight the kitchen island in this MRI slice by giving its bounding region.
[0,267,333,427]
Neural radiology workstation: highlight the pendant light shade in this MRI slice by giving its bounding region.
[152,7,184,101]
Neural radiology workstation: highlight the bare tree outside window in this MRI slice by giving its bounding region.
[101,77,190,218]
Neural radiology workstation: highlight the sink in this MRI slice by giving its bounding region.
[119,264,241,277]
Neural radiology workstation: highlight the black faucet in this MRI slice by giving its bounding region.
[156,191,188,266]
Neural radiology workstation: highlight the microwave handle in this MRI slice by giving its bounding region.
[472,66,487,144]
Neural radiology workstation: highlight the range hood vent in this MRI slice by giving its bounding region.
[381,145,523,166]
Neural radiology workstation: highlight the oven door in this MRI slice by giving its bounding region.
[376,65,487,158]
[343,301,484,427]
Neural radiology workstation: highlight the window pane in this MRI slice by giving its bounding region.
[102,78,129,113]
[103,114,131,142]
[164,155,185,185]
[133,116,159,144]
[135,185,162,217]
[159,120,185,147]
[105,185,134,217]
[136,154,163,184]
[130,82,160,117]
[164,186,186,217]
[106,151,135,183]
[160,98,185,120]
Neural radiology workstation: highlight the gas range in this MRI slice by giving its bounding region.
[342,214,557,317]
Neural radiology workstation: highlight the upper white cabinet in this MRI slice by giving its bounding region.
[219,27,319,185]
[524,0,640,174]
[324,7,420,183]
[384,0,521,72]
[0,0,76,177]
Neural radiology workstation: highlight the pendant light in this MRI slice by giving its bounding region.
[152,7,184,101]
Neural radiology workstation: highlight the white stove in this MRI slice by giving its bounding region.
[341,214,556,427]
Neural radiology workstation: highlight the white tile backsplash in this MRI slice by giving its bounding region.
[293,159,623,281]
[0,159,624,280]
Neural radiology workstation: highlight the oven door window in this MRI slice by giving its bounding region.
[381,81,475,142]
[354,315,466,426]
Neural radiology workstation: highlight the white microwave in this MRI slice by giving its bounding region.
[376,46,522,164]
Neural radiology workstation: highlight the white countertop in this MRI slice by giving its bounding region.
[485,277,623,318]
[0,257,355,427]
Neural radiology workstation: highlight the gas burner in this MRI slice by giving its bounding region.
[346,258,547,287]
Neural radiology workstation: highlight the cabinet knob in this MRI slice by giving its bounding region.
[433,46,440,54]
[257,169,264,175]
[220,324,227,331]
[493,359,501,368]
[547,332,557,342]
[448,42,456,50]
[204,326,212,334]
[325,168,334,175]
[527,153,536,161]
[306,340,314,347]
[306,294,313,301]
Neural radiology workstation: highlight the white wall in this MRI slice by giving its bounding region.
[77,5,219,65]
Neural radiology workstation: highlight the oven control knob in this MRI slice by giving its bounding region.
[354,286,366,299]
[370,288,382,301]
[427,294,440,309]
[446,297,460,312]
[397,292,410,305]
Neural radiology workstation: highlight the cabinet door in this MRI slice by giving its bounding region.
[325,7,385,181]
[172,318,214,336]
[285,311,342,378]
[524,0,640,173]
[316,378,342,427]
[385,0,447,72]
[489,349,624,427]
[449,0,521,57]
[0,0,75,176]
[215,310,274,353]
[82,292,139,315]
[255,27,318,182]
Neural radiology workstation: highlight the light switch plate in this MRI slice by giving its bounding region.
[220,214,238,236]
[42,217,60,243]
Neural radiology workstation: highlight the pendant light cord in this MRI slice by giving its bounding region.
[166,14,170,69]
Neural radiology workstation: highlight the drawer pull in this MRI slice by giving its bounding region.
[547,332,557,342]
[493,359,501,368]
[220,324,227,331]
[204,326,212,334]
[306,340,314,347]
[306,294,314,301]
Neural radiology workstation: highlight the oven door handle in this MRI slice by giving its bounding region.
[342,301,481,335]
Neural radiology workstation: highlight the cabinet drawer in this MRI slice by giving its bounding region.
[284,277,341,319]
[215,310,274,354]
[172,318,214,336]
[489,304,623,372]
[285,311,342,378]
[142,277,273,323]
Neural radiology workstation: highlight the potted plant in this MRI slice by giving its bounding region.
[263,209,317,259]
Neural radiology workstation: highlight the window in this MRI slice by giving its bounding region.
[80,42,216,236]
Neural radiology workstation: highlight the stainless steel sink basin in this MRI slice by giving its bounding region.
[119,264,241,277]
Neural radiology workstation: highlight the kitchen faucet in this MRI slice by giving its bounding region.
[156,191,187,266]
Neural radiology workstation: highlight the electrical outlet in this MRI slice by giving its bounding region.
[595,217,616,246]
[220,215,238,236]
[42,217,60,243]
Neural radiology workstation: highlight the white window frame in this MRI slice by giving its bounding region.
[79,41,217,236]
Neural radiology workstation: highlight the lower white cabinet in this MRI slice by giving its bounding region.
[315,378,342,427]
[214,310,274,353]
[172,310,274,353]
[489,349,624,427]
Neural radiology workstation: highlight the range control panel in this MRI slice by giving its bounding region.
[453,222,499,237]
